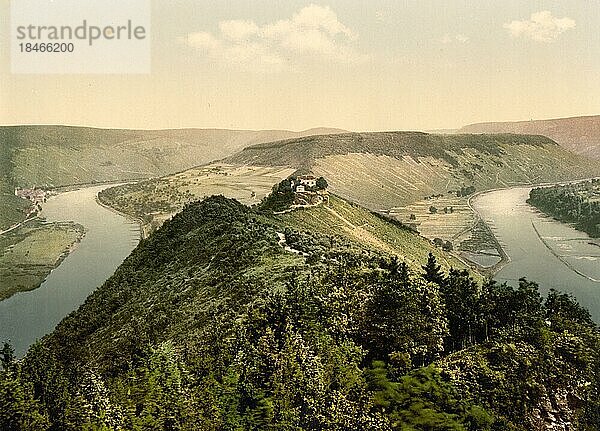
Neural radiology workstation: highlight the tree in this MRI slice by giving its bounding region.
[545,289,594,327]
[442,269,481,351]
[0,343,50,430]
[422,253,445,286]
[443,240,453,251]
[366,362,495,430]
[0,342,15,372]
[316,177,328,190]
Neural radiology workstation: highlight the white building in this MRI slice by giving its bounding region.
[297,175,317,188]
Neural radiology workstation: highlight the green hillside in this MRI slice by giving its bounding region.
[274,195,473,276]
[2,195,600,430]
[0,125,345,230]
[528,179,600,238]
[224,132,552,170]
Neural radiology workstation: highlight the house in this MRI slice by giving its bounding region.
[295,184,306,193]
[297,175,317,188]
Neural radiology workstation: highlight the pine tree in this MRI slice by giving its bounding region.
[422,253,445,285]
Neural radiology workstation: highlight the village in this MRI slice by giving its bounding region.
[15,187,48,207]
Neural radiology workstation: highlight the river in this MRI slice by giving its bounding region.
[0,185,140,357]
[471,186,600,321]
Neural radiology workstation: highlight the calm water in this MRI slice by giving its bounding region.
[0,185,140,356]
[472,187,600,321]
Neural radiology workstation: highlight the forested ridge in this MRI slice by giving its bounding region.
[2,195,600,430]
[528,179,600,238]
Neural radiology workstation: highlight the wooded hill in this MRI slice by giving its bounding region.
[528,179,600,238]
[2,194,600,430]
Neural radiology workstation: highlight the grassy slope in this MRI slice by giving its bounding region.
[460,115,600,159]
[275,195,474,276]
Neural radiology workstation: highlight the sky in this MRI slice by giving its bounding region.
[1,0,600,131]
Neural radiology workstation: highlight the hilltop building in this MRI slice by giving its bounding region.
[297,175,317,188]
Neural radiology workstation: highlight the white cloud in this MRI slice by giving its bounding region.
[181,4,368,72]
[504,11,575,42]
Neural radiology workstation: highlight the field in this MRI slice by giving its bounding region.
[0,220,85,301]
[99,164,296,235]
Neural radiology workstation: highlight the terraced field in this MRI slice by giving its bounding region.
[389,195,474,241]
[312,145,598,211]
[99,164,295,235]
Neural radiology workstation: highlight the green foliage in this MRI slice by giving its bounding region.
[258,179,295,212]
[457,186,476,197]
[0,343,50,431]
[367,361,495,430]
[315,176,328,190]
[2,196,600,430]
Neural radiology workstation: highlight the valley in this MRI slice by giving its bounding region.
[0,125,338,304]
[97,131,600,271]
[0,124,345,230]
[3,128,600,430]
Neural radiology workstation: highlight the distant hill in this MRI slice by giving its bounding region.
[224,131,600,211]
[0,125,346,229]
[425,129,458,134]
[459,115,600,159]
